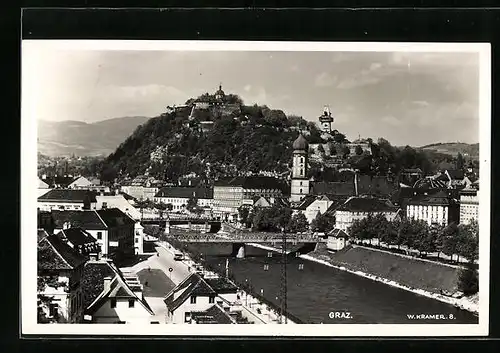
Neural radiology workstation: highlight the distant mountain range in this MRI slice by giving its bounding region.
[419,142,479,160]
[37,117,151,157]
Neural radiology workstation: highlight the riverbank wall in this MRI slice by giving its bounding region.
[251,242,479,314]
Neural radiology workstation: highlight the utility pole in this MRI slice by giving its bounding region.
[279,227,288,324]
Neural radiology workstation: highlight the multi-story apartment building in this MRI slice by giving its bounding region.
[460,188,479,225]
[405,189,460,226]
[213,176,285,221]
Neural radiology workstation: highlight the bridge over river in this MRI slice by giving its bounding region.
[164,232,325,258]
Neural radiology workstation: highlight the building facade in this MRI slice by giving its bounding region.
[290,134,311,203]
[37,189,98,212]
[459,189,479,225]
[154,186,214,211]
[335,197,400,233]
[213,176,285,220]
[405,190,460,226]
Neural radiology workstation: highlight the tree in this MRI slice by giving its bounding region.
[311,212,336,233]
[330,144,337,156]
[238,206,251,227]
[441,223,460,262]
[287,213,309,233]
[186,197,198,212]
[355,145,363,155]
[317,144,325,155]
[456,220,479,263]
[252,205,293,232]
[334,132,347,144]
[342,146,350,158]
[457,264,479,295]
[156,202,167,218]
[456,152,465,170]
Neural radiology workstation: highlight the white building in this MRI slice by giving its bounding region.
[326,228,349,252]
[293,195,334,224]
[84,272,154,324]
[405,189,460,226]
[335,196,400,233]
[68,176,93,189]
[460,188,479,225]
[96,193,141,220]
[164,273,239,324]
[154,186,214,211]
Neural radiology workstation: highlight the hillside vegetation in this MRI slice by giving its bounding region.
[97,93,469,183]
[420,142,479,159]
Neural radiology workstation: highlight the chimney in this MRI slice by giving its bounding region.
[103,276,112,292]
[100,191,104,196]
[42,174,47,180]
[189,180,192,186]
[115,189,119,195]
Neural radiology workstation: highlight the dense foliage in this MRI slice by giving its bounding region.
[348,216,479,262]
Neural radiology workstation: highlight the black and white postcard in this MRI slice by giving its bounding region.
[21,40,491,336]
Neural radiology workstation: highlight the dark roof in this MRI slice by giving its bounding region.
[328,228,349,238]
[406,190,458,206]
[96,208,136,228]
[120,192,137,201]
[164,273,216,312]
[46,176,77,188]
[59,227,98,247]
[293,134,309,150]
[81,261,117,309]
[401,168,423,174]
[446,170,465,180]
[204,277,239,294]
[295,195,317,210]
[38,234,86,271]
[155,186,213,199]
[191,305,235,324]
[38,189,97,203]
[51,210,107,230]
[325,196,350,213]
[38,229,49,242]
[215,176,286,192]
[336,197,399,213]
[312,181,355,196]
[357,175,397,196]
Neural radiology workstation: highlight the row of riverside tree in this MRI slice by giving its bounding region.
[347,214,479,263]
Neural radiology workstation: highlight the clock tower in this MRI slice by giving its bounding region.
[290,134,310,203]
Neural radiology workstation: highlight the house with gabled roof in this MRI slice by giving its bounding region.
[163,273,239,324]
[326,228,350,252]
[38,233,87,323]
[292,195,335,224]
[83,270,154,324]
[68,176,93,189]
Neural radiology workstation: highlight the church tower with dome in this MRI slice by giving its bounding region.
[290,133,311,203]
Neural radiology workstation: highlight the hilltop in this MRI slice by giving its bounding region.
[419,142,479,160]
[97,90,467,184]
[37,116,151,157]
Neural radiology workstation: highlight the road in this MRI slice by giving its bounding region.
[153,242,192,285]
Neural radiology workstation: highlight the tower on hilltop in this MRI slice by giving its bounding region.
[215,83,226,102]
[290,134,310,203]
[318,105,334,133]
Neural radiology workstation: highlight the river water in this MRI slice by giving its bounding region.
[182,243,478,324]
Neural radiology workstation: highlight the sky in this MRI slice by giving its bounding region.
[25,46,480,147]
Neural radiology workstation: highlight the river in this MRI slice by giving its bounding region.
[181,243,478,324]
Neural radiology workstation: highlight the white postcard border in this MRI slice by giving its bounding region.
[21,40,491,337]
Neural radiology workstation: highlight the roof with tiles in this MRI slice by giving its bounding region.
[51,210,107,231]
[38,233,86,271]
[190,305,235,324]
[336,196,399,213]
[163,273,216,312]
[81,260,117,309]
[96,208,136,228]
[58,227,98,247]
[38,189,97,203]
[85,271,154,316]
[312,181,356,196]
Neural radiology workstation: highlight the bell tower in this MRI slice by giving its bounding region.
[318,105,334,133]
[290,134,310,203]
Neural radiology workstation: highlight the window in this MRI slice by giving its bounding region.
[97,232,102,240]
[135,238,139,243]
[209,296,215,304]
[300,188,303,193]
[111,299,116,308]
[300,181,303,186]
[185,312,191,323]
[128,299,135,308]
[190,296,197,304]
